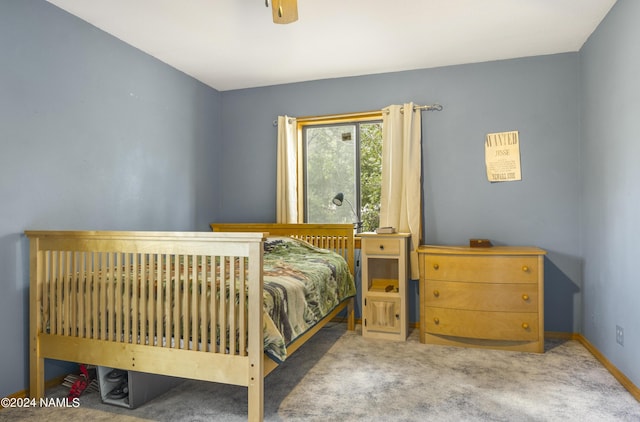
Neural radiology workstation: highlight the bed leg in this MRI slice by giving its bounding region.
[347,297,355,331]
[30,344,44,399]
[247,370,264,422]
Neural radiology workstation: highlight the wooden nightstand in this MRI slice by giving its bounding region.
[360,232,410,341]
[418,245,546,353]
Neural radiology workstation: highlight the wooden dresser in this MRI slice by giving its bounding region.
[418,245,546,353]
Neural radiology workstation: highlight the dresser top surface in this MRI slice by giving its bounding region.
[418,245,546,256]
[357,232,411,238]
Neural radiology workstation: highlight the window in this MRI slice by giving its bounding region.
[300,114,382,232]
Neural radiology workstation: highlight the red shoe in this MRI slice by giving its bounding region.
[68,364,90,399]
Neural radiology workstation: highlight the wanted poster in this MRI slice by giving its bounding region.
[485,131,521,182]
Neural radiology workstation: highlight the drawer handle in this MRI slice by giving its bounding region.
[395,313,400,320]
[433,263,439,270]
[522,265,530,272]
[433,290,440,298]
[522,294,529,301]
[379,245,384,250]
[433,317,440,325]
[522,322,529,330]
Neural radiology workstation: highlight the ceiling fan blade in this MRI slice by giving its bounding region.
[271,0,298,24]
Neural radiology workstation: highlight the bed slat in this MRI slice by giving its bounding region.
[220,257,227,354]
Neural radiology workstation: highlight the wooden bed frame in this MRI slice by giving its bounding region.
[26,223,355,422]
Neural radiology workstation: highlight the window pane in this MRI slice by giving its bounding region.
[305,125,356,225]
[303,119,382,232]
[360,122,382,231]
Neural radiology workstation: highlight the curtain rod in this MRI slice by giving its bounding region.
[272,103,443,126]
[406,104,443,112]
[385,103,444,114]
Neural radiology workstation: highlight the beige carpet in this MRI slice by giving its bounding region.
[2,324,640,421]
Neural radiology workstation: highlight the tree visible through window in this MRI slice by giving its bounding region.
[303,117,382,232]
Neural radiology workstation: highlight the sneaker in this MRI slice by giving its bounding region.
[107,380,129,400]
[106,369,127,382]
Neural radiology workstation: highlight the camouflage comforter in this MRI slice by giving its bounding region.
[261,237,356,362]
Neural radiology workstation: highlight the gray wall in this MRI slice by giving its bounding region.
[220,54,583,331]
[580,0,640,388]
[0,1,222,397]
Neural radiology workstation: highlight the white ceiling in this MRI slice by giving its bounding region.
[46,0,616,92]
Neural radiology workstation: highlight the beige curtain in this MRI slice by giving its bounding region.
[380,103,422,279]
[276,115,298,223]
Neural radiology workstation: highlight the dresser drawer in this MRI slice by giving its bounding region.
[363,237,401,256]
[424,307,539,341]
[425,280,538,312]
[424,255,539,284]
